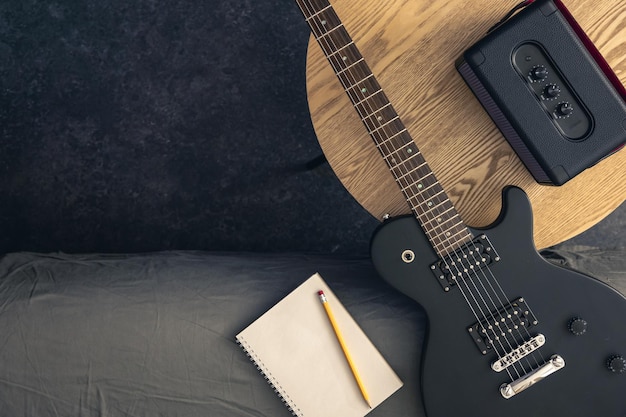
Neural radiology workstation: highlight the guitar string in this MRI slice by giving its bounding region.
[452,236,545,371]
[295,0,519,379]
[296,0,541,379]
[303,3,528,374]
[295,0,522,378]
[459,240,546,370]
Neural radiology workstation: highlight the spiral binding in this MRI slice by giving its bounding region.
[236,337,304,417]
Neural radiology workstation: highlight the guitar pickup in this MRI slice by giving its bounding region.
[430,234,500,292]
[468,297,538,355]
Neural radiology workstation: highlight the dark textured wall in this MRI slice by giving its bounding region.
[0,0,380,254]
[0,0,623,254]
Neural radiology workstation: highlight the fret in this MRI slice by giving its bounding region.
[327,40,356,59]
[361,104,396,131]
[381,135,416,165]
[354,87,384,106]
[343,72,376,91]
[344,75,380,104]
[378,134,415,164]
[427,229,468,254]
[314,22,344,40]
[443,227,474,245]
[419,213,461,232]
[378,130,417,155]
[305,0,332,12]
[410,201,457,227]
[390,157,431,181]
[337,57,365,75]
[304,4,332,20]
[396,162,432,184]
[368,115,400,134]
[307,7,342,38]
[433,231,472,255]
[374,118,408,142]
[407,190,448,212]
[423,213,464,233]
[431,227,470,252]
[295,0,474,257]
[339,61,374,85]
[361,102,394,122]
[315,29,353,61]
[393,167,436,187]
[328,45,362,71]
[354,88,391,116]
[396,173,437,193]
[368,121,407,149]
[423,216,467,241]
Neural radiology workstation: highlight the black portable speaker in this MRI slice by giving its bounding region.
[456,0,626,185]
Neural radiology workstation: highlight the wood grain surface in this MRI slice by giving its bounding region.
[306,0,626,249]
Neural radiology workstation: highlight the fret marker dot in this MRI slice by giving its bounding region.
[407,148,413,154]
[321,20,327,25]
[361,87,367,93]
[446,232,451,237]
[377,116,383,121]
[342,56,348,61]
[427,201,433,207]
[391,158,397,164]
[417,183,423,189]
[437,217,442,222]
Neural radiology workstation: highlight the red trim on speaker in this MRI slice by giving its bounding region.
[554,0,626,101]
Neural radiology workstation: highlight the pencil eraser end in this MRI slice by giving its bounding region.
[318,290,325,296]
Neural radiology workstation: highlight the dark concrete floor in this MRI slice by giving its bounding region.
[0,0,623,255]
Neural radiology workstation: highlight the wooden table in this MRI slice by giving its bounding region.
[305,0,626,249]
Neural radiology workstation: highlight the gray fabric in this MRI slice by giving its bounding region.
[0,252,426,417]
[0,249,623,416]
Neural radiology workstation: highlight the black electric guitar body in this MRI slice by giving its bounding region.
[293,0,626,415]
[371,186,626,417]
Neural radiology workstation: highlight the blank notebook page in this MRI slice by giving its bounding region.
[236,273,403,417]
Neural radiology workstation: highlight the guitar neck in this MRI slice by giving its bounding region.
[296,0,473,257]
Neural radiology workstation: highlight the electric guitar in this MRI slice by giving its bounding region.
[294,1,626,416]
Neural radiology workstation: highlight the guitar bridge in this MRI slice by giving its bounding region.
[500,355,566,399]
[430,234,500,292]
[491,334,546,372]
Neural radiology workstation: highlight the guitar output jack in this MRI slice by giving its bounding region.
[402,250,415,263]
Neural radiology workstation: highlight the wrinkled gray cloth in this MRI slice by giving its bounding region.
[0,249,623,416]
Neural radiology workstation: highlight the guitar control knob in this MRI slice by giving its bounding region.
[556,102,574,117]
[607,355,626,374]
[568,317,587,336]
[530,65,548,81]
[543,84,560,99]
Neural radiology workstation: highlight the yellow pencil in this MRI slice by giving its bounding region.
[318,290,372,408]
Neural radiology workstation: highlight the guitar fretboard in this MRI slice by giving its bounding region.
[296,0,473,257]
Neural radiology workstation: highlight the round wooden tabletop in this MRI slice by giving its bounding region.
[305,0,626,249]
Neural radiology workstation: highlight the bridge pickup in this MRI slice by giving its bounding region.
[492,334,546,372]
[430,234,500,292]
[500,355,566,399]
[468,297,538,355]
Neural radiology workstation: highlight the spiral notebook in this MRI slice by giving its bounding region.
[236,273,403,417]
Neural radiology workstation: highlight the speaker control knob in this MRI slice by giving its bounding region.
[568,317,587,336]
[530,65,548,81]
[556,102,574,117]
[543,84,560,99]
[607,355,626,374]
